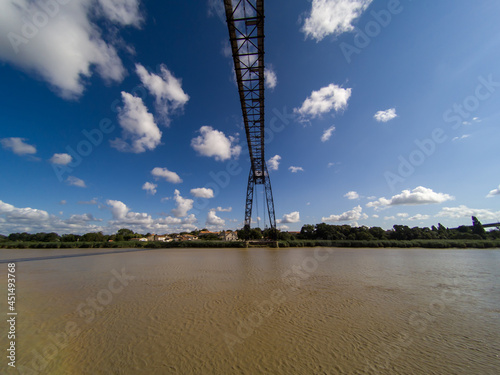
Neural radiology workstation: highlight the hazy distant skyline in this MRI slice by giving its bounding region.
[1,0,499,234]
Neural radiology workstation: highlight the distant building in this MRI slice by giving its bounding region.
[130,238,148,242]
[180,234,198,241]
[147,234,173,242]
[220,231,238,241]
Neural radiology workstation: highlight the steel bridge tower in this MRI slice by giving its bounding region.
[224,0,276,231]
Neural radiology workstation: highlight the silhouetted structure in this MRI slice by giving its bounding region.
[224,0,276,231]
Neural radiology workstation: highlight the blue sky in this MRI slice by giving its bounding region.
[1,0,499,235]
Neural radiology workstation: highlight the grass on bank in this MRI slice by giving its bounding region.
[1,239,500,249]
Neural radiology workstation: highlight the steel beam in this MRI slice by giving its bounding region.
[225,0,276,232]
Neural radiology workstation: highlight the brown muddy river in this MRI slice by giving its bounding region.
[1,247,499,374]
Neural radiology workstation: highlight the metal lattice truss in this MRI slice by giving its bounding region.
[224,0,276,230]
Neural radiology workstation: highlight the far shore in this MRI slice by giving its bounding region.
[1,239,500,250]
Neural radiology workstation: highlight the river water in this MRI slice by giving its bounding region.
[1,247,499,374]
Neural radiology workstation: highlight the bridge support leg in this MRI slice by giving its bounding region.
[244,168,254,229]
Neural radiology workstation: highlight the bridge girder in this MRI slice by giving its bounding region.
[224,0,276,231]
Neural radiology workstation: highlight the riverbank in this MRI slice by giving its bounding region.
[1,239,500,249]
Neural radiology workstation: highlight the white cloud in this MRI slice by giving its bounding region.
[111,92,162,153]
[374,108,397,122]
[60,200,67,205]
[302,0,374,41]
[452,134,470,142]
[216,206,232,212]
[397,213,409,218]
[191,126,241,161]
[268,155,281,171]
[0,199,107,234]
[436,205,500,221]
[321,126,336,142]
[294,83,351,120]
[66,213,102,224]
[190,188,214,199]
[278,211,301,224]
[0,137,36,155]
[107,199,153,225]
[278,225,290,231]
[487,185,500,198]
[408,214,430,221]
[344,191,359,200]
[289,166,304,173]
[265,67,277,90]
[97,0,143,27]
[322,205,368,222]
[171,190,193,218]
[0,200,49,222]
[135,63,189,123]
[206,209,225,227]
[142,182,157,195]
[372,214,379,218]
[66,176,86,188]
[366,187,454,210]
[49,153,72,165]
[151,167,182,184]
[0,0,135,99]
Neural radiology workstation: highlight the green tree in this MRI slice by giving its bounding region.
[117,228,134,237]
[300,224,316,239]
[472,216,486,237]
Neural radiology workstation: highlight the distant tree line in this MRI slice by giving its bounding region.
[1,217,499,249]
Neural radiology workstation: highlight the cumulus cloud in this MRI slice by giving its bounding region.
[191,126,241,161]
[366,187,454,210]
[278,211,300,224]
[294,83,351,120]
[321,126,336,142]
[97,0,143,27]
[0,137,36,155]
[49,153,72,165]
[66,176,86,188]
[171,190,193,217]
[268,155,281,171]
[151,167,182,184]
[302,0,374,41]
[190,188,214,199]
[436,205,500,221]
[289,166,304,173]
[374,108,397,122]
[0,0,139,99]
[66,213,102,224]
[216,206,232,212]
[111,92,162,153]
[265,66,277,90]
[487,185,500,198]
[322,205,368,222]
[135,63,189,123]
[408,214,430,221]
[206,209,225,227]
[142,182,157,195]
[344,191,359,200]
[0,199,105,234]
[107,199,153,225]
